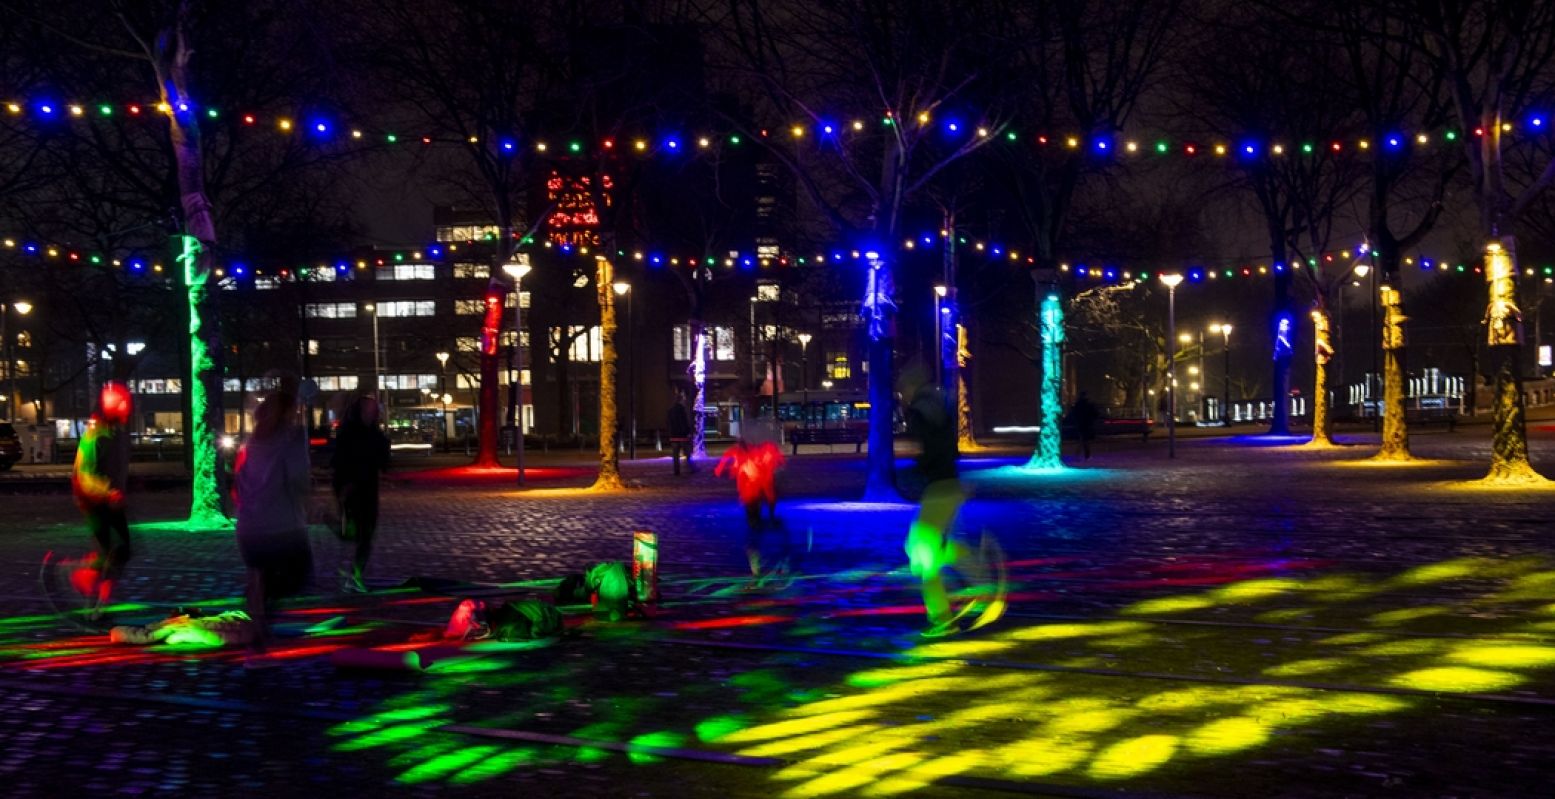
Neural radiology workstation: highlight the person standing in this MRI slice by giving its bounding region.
[666,392,693,475]
[332,396,390,592]
[233,390,313,666]
[1068,391,1101,461]
[69,382,134,621]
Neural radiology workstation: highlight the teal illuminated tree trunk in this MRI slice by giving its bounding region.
[152,10,225,528]
[1026,292,1065,470]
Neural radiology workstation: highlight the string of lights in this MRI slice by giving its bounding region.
[8,230,1542,286]
[3,95,1550,159]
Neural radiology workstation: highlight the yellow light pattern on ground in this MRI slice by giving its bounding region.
[711,557,1555,796]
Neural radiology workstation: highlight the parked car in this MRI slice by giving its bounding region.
[0,423,23,470]
[1061,406,1153,442]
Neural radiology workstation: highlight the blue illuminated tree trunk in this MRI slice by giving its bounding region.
[1026,293,1065,470]
[862,256,898,500]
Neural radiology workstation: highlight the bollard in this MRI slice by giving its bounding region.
[632,530,659,603]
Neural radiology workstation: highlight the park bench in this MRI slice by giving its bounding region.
[787,427,867,455]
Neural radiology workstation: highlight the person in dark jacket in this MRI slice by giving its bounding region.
[666,393,694,475]
[1068,391,1101,460]
[331,396,390,592]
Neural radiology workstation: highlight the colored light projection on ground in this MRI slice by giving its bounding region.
[685,555,1555,797]
[1026,294,1065,471]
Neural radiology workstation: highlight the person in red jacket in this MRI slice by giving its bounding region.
[69,382,134,620]
[716,437,786,577]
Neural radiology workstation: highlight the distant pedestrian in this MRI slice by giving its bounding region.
[68,381,134,621]
[667,392,693,475]
[234,389,313,666]
[332,396,390,593]
[1068,391,1100,460]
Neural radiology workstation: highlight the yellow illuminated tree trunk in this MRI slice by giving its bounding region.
[956,324,980,451]
[1375,285,1412,461]
[592,257,623,490]
[1306,309,1335,448]
[1483,240,1539,481]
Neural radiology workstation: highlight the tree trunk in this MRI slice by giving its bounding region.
[861,256,897,500]
[1308,309,1334,447]
[474,285,505,466]
[1483,240,1538,480]
[1026,292,1065,470]
[593,257,623,490]
[155,16,225,529]
[1376,285,1411,460]
[1269,243,1294,436]
[956,323,977,450]
[689,320,708,459]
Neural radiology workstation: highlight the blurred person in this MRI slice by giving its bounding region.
[904,383,1005,637]
[233,389,313,666]
[65,382,134,621]
[332,396,390,592]
[715,434,786,577]
[1068,391,1100,460]
[667,392,693,475]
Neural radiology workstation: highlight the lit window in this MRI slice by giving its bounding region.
[376,263,436,281]
[828,353,851,380]
[453,263,491,279]
[305,302,357,319]
[307,340,320,356]
[456,336,481,352]
[455,299,486,315]
[379,373,437,390]
[550,326,602,362]
[376,300,436,317]
[756,283,780,302]
[255,277,280,290]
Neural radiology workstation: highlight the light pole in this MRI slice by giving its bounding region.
[435,351,450,452]
[440,392,452,451]
[1210,323,1232,425]
[933,284,947,388]
[1,300,32,421]
[1354,260,1378,429]
[797,332,812,427]
[1160,274,1184,458]
[365,302,382,406]
[502,261,532,485]
[613,281,635,459]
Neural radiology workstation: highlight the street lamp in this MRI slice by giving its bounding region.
[797,332,812,427]
[1353,261,1378,428]
[502,261,532,485]
[1159,273,1184,459]
[933,284,948,387]
[364,302,382,406]
[613,281,635,459]
[435,351,450,452]
[1,300,32,421]
[1210,323,1232,425]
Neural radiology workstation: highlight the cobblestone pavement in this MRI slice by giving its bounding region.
[4,427,1555,798]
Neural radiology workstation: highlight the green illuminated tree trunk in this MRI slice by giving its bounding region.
[151,8,225,528]
[593,257,623,490]
[1026,293,1065,470]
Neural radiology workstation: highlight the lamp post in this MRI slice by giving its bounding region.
[365,302,382,407]
[1354,260,1378,429]
[797,332,812,427]
[1,300,32,420]
[613,281,635,459]
[1210,323,1232,425]
[440,392,452,452]
[1160,274,1184,458]
[435,351,450,452]
[502,261,532,485]
[933,284,948,388]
